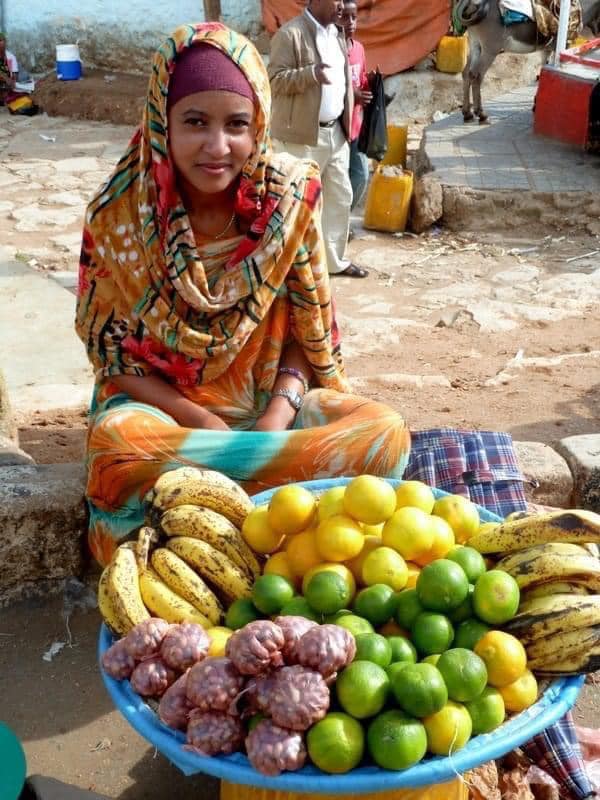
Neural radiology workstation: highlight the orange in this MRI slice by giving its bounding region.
[268,484,316,535]
[473,570,520,625]
[382,507,435,563]
[241,505,284,555]
[345,535,382,583]
[361,547,408,592]
[378,620,407,637]
[436,648,488,703]
[465,687,506,734]
[302,562,356,599]
[416,559,469,613]
[415,516,456,566]
[316,515,364,562]
[206,626,233,657]
[336,661,390,719]
[263,550,298,586]
[367,710,427,770]
[474,631,527,688]
[286,528,322,578]
[423,701,472,755]
[390,663,448,718]
[395,481,436,514]
[405,562,421,589]
[432,495,480,544]
[307,712,365,774]
[499,669,538,713]
[317,486,347,522]
[343,475,397,525]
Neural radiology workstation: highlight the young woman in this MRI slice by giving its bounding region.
[75,23,410,564]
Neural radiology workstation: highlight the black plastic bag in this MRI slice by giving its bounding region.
[358,68,388,161]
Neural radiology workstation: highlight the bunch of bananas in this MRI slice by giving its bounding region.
[98,467,259,635]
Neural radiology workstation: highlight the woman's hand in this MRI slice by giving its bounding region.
[354,86,373,106]
[174,402,231,431]
[253,397,297,431]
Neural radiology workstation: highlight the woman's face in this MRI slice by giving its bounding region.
[168,90,256,199]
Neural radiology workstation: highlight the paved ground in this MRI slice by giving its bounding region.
[426,85,600,192]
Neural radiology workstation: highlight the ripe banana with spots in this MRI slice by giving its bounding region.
[150,547,224,626]
[152,467,254,528]
[525,624,600,670]
[138,566,211,627]
[494,544,600,593]
[504,593,600,645]
[530,645,600,676]
[98,566,130,636]
[104,543,150,633]
[159,505,261,579]
[167,536,254,603]
[467,509,600,554]
[521,581,589,601]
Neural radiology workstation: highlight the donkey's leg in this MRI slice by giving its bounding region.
[462,41,476,122]
[472,47,497,123]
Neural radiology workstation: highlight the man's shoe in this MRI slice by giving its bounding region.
[333,263,369,278]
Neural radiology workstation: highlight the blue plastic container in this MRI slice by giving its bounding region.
[56,44,82,81]
[99,477,584,793]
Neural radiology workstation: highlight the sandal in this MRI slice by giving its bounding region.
[335,262,369,278]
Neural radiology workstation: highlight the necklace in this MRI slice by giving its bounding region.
[212,211,237,240]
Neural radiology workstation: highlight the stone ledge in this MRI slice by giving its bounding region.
[514,441,574,509]
[555,435,600,512]
[0,463,88,607]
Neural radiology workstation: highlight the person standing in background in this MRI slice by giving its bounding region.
[0,32,19,104]
[268,0,369,278]
[341,0,372,213]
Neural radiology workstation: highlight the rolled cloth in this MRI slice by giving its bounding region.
[167,44,255,109]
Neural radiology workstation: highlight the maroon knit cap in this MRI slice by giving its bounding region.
[168,44,255,109]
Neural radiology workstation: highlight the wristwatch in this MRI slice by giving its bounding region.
[272,388,304,412]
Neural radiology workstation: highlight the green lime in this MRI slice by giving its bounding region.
[225,598,262,630]
[421,654,441,666]
[336,661,390,719]
[416,559,469,613]
[465,687,506,735]
[334,614,375,637]
[411,612,455,655]
[386,661,412,681]
[387,636,417,664]
[448,585,475,624]
[453,618,491,650]
[306,712,365,773]
[325,608,353,622]
[353,633,393,667]
[367,710,427,770]
[436,648,488,703]
[353,584,398,626]
[305,571,352,615]
[390,663,448,718]
[473,570,520,625]
[247,713,266,732]
[252,574,295,615]
[279,596,320,621]
[395,588,424,630]
[446,546,487,583]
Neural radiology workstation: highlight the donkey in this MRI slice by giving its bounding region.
[457,0,600,122]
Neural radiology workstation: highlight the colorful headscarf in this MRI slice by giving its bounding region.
[76,23,347,391]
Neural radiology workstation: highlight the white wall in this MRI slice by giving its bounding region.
[6,0,262,72]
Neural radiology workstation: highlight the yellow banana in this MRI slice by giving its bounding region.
[150,547,224,625]
[467,509,600,554]
[106,544,150,633]
[504,594,600,644]
[160,505,261,579]
[494,546,600,593]
[167,536,253,603]
[138,566,211,627]
[531,644,600,676]
[153,466,203,495]
[495,542,593,573]
[98,566,129,636]
[521,581,589,600]
[526,625,600,667]
[152,468,253,528]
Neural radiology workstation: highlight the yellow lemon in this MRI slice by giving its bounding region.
[316,514,364,562]
[424,701,472,755]
[206,626,233,657]
[415,516,455,566]
[263,550,298,587]
[302,563,356,600]
[382,507,436,563]
[499,669,539,713]
[432,495,480,544]
[362,523,385,536]
[317,486,347,522]
[345,535,382,584]
[474,631,527,688]
[343,475,397,525]
[362,547,408,592]
[395,481,436,514]
[268,485,317,535]
[242,505,284,555]
[405,562,421,589]
[285,528,322,578]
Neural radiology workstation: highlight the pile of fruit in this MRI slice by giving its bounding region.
[98,468,600,776]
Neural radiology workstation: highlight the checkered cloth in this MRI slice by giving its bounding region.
[521,712,596,800]
[405,428,528,518]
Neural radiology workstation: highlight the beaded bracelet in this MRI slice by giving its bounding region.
[278,367,309,394]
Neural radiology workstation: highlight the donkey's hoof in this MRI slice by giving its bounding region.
[463,111,475,123]
[478,114,490,125]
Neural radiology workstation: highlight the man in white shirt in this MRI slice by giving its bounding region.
[268,0,368,278]
[0,32,19,102]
